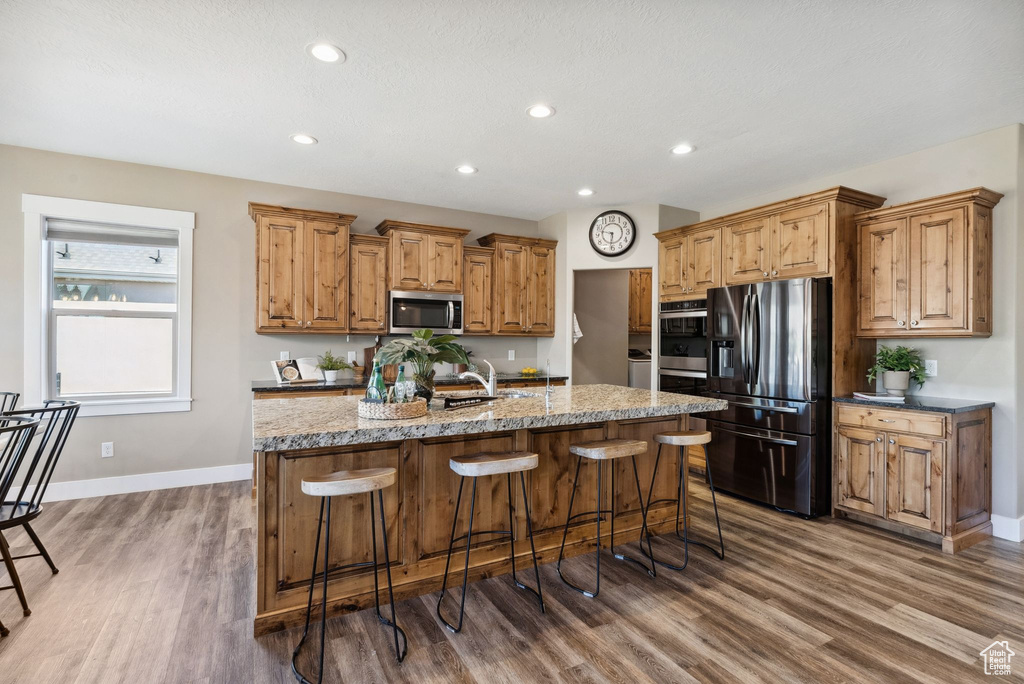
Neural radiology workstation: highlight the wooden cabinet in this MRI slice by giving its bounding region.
[656,227,722,301]
[375,220,469,293]
[250,204,355,333]
[478,234,557,337]
[658,237,687,299]
[349,234,389,332]
[628,268,653,334]
[772,202,830,279]
[833,403,992,553]
[723,217,770,284]
[462,246,494,334]
[855,188,1001,337]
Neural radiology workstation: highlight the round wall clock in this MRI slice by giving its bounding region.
[589,210,636,256]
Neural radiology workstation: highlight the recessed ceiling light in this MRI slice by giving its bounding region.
[577,188,594,196]
[671,143,695,155]
[290,134,318,145]
[306,42,345,63]
[456,165,478,174]
[527,104,555,118]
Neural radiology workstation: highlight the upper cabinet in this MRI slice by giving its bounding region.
[349,234,389,333]
[478,234,557,337]
[856,188,1001,338]
[375,220,470,293]
[250,203,355,333]
[462,246,494,334]
[628,268,653,334]
[657,227,722,301]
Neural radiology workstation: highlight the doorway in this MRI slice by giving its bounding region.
[572,269,653,387]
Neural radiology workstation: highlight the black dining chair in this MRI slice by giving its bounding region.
[0,392,19,414]
[0,401,79,618]
[0,414,41,633]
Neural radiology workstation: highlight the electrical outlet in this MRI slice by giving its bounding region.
[347,351,357,364]
[924,359,938,377]
[508,349,516,361]
[279,351,290,360]
[101,442,114,458]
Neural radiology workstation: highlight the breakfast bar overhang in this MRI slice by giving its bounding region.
[252,384,726,635]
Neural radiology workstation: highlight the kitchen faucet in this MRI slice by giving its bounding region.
[459,359,496,396]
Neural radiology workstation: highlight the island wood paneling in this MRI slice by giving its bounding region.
[255,414,688,635]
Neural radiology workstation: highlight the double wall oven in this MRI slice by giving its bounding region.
[658,299,707,394]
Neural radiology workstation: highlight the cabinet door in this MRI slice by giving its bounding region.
[886,434,944,532]
[908,208,966,333]
[629,269,653,333]
[428,234,462,292]
[627,269,640,332]
[687,227,722,296]
[723,218,770,285]
[859,218,909,334]
[349,241,388,332]
[305,221,349,331]
[526,246,555,335]
[257,215,305,331]
[495,243,529,333]
[772,202,830,279]
[463,251,493,333]
[835,426,886,517]
[658,238,687,299]
[390,230,429,291]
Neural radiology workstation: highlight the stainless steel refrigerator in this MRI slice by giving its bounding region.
[704,277,831,517]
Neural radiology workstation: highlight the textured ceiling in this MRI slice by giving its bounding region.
[2,0,1023,220]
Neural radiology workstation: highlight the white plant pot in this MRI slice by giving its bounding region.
[883,370,910,396]
[323,370,339,383]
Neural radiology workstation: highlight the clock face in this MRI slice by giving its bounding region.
[589,211,636,257]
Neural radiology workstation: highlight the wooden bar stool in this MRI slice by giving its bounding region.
[642,430,724,571]
[292,467,407,684]
[557,439,656,598]
[437,451,544,633]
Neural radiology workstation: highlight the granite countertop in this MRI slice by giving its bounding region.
[834,395,995,414]
[252,374,569,393]
[253,384,727,452]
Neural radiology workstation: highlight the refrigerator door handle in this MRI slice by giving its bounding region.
[714,426,800,447]
[729,401,798,414]
[752,292,762,382]
[741,293,751,384]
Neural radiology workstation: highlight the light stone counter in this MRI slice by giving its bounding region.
[253,384,725,452]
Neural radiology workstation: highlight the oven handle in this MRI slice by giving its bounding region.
[660,369,707,378]
[713,426,799,447]
[658,310,707,320]
[729,401,798,414]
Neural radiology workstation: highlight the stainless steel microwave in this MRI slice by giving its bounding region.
[388,290,464,335]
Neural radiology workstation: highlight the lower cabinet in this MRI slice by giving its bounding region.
[833,404,991,553]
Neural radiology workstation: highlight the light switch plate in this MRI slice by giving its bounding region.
[508,349,516,361]
[279,351,290,360]
[347,351,357,364]
[924,359,938,377]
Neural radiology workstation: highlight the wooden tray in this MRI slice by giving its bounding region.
[358,397,427,420]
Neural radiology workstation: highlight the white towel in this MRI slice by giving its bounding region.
[572,313,583,345]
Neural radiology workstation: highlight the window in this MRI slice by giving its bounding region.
[23,196,193,416]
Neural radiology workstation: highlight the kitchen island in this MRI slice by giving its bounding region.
[252,384,725,635]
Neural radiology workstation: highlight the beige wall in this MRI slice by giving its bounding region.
[0,144,539,483]
[697,124,1024,524]
[572,270,629,385]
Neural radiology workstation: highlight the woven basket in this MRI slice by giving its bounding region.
[358,397,428,420]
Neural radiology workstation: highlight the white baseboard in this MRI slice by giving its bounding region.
[991,514,1024,543]
[40,463,252,502]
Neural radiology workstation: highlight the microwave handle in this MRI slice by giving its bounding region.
[447,300,455,329]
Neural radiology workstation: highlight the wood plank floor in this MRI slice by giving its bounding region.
[1,478,1022,683]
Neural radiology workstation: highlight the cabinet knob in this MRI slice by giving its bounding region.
[875,437,882,442]
[911,320,918,326]
[306,321,311,326]
[763,272,768,277]
[772,270,778,276]
[889,439,895,444]
[897,320,905,327]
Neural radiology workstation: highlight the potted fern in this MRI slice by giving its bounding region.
[374,328,469,402]
[317,350,351,383]
[867,345,926,397]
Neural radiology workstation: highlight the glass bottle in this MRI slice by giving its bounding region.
[366,360,387,402]
[394,365,407,403]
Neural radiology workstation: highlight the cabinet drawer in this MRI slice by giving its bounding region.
[836,406,945,438]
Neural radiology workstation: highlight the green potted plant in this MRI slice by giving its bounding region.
[317,350,352,383]
[867,345,927,397]
[375,328,469,401]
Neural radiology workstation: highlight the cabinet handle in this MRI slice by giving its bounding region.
[772,270,778,276]
[889,439,895,444]
[911,320,918,326]
[897,320,905,327]
[763,272,768,277]
[875,437,882,442]
[878,418,896,423]
[306,321,311,326]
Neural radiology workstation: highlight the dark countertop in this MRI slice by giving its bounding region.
[834,395,995,414]
[253,374,569,394]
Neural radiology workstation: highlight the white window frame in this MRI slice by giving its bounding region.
[23,194,194,417]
